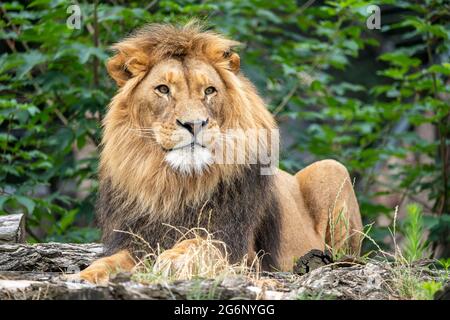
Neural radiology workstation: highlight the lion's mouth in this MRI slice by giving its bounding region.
[167,142,206,152]
[164,141,213,174]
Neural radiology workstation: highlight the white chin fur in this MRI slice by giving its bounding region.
[165,145,213,175]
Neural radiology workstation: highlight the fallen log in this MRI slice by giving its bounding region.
[0,214,25,244]
[0,243,447,300]
[0,243,103,272]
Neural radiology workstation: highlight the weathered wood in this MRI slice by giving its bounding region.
[0,243,103,272]
[0,243,447,300]
[292,262,392,299]
[0,214,25,244]
[0,262,446,300]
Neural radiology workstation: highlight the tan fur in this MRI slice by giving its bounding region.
[73,22,362,284]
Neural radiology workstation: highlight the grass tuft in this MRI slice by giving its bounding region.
[129,226,262,284]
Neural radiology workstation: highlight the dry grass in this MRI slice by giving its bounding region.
[326,177,366,261]
[123,226,263,284]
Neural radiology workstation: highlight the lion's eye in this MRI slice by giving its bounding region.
[205,86,216,95]
[156,85,170,94]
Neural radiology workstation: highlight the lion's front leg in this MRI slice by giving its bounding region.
[65,249,135,285]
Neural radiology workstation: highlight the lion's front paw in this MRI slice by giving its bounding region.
[63,265,110,285]
[153,239,201,276]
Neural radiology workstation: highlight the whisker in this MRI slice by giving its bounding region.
[128,128,155,132]
[126,127,158,139]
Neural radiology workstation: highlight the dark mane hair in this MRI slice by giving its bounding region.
[97,164,281,270]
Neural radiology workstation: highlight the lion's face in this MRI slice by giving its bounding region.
[101,22,277,216]
[132,58,224,174]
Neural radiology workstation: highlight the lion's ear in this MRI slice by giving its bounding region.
[106,48,148,87]
[224,50,240,74]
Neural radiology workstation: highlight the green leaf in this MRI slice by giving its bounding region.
[379,52,421,69]
[0,195,10,211]
[428,63,450,76]
[15,196,35,214]
[59,209,78,232]
[16,51,46,79]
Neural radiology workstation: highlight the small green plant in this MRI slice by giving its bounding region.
[438,258,450,272]
[401,204,430,263]
[416,281,443,300]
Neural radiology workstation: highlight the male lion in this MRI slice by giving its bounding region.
[74,22,362,284]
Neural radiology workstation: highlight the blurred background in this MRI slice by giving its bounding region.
[0,0,449,261]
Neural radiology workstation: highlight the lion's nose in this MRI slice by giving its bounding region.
[176,118,209,136]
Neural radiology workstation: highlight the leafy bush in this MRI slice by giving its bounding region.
[0,0,448,256]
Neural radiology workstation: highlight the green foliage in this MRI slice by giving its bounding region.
[0,0,448,256]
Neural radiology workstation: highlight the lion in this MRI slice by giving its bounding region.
[72,22,363,284]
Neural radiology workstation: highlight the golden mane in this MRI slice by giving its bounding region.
[100,21,276,220]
